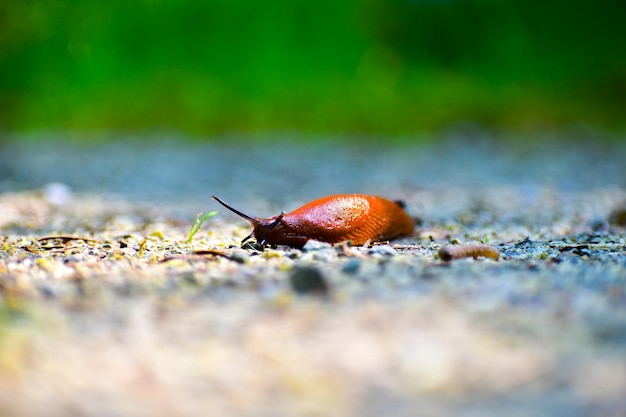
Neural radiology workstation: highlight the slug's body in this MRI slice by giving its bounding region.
[212,194,414,248]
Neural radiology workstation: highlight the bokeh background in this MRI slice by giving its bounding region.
[1,0,625,137]
[2,4,626,416]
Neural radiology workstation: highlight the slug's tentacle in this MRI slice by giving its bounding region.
[268,212,286,229]
[394,200,407,209]
[212,195,259,224]
[241,231,255,245]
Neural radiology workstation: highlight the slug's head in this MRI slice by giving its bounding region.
[212,195,286,246]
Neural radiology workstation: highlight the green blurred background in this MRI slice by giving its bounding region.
[1,0,625,136]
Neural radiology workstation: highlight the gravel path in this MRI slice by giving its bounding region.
[0,131,625,417]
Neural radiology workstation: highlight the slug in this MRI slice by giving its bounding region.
[212,194,415,248]
[438,244,500,262]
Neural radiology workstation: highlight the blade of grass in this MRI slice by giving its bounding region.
[186,211,218,244]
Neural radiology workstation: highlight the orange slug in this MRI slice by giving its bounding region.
[438,244,500,262]
[212,194,415,248]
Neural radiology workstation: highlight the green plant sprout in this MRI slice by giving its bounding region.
[186,211,217,243]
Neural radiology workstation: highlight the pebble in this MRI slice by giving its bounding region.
[228,250,250,264]
[38,285,56,299]
[289,266,330,297]
[43,182,72,206]
[302,240,333,251]
[368,245,398,257]
[341,258,361,274]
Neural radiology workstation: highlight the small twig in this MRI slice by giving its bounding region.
[192,249,230,259]
[193,249,245,264]
[22,245,41,254]
[390,244,421,250]
[45,246,72,252]
[38,236,100,244]
[157,256,190,264]
[336,242,368,259]
[138,239,148,257]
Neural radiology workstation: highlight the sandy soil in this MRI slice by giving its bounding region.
[0,132,625,416]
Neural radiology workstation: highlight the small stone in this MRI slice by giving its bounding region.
[229,250,250,264]
[608,208,626,227]
[261,250,283,260]
[368,245,398,257]
[43,182,72,206]
[289,266,330,297]
[302,240,333,251]
[341,258,361,274]
[312,250,335,262]
[589,218,608,232]
[38,285,55,299]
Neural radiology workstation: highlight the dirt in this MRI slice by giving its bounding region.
[0,131,625,417]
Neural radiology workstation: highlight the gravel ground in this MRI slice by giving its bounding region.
[1,131,625,417]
